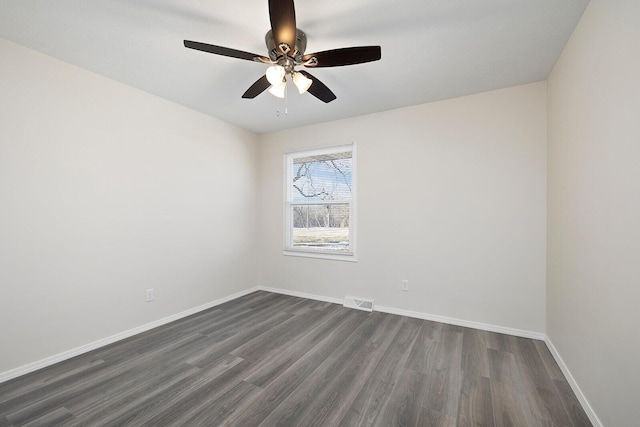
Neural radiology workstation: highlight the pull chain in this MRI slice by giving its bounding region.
[284,82,288,115]
[275,79,289,117]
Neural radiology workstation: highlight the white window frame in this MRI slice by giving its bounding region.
[283,143,357,262]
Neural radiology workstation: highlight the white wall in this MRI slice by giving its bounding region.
[258,82,547,334]
[0,39,259,374]
[546,0,640,426]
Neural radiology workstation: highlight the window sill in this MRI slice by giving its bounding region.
[283,249,357,262]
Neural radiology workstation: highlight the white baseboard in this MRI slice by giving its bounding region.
[258,286,343,305]
[259,285,545,340]
[0,287,260,384]
[375,305,546,340]
[544,337,603,427]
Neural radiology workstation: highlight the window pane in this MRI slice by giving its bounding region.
[291,152,352,202]
[292,204,350,251]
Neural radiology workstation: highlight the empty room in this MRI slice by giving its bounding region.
[0,0,638,426]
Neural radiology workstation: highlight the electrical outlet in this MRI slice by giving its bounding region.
[146,288,155,302]
[401,280,409,291]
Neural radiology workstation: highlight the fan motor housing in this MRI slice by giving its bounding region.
[266,29,307,61]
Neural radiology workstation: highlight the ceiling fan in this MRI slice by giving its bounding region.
[183,0,381,103]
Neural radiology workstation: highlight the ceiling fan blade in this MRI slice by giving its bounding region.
[303,46,381,67]
[242,75,271,99]
[299,71,336,103]
[184,40,268,62]
[269,0,296,55]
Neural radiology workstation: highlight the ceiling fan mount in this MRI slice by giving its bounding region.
[264,29,307,63]
[259,29,318,83]
[183,0,381,103]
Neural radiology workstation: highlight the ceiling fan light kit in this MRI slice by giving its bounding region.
[268,80,287,98]
[183,0,381,103]
[292,71,312,94]
[266,65,286,86]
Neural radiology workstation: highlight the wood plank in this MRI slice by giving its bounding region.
[241,306,354,388]
[534,340,567,381]
[221,310,380,426]
[510,335,575,425]
[488,348,538,427]
[21,406,73,427]
[137,360,254,426]
[457,374,495,427]
[337,316,423,426]
[376,368,430,426]
[554,379,593,427]
[461,328,491,377]
[65,363,202,426]
[260,313,403,426]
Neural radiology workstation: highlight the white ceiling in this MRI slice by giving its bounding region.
[1,0,589,134]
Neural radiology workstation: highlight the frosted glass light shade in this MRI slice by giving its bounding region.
[268,80,286,98]
[266,65,286,86]
[292,72,312,94]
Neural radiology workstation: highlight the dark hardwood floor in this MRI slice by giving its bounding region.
[0,291,591,426]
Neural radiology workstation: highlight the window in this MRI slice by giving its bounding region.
[284,144,356,260]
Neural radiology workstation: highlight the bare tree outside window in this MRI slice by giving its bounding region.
[286,147,354,254]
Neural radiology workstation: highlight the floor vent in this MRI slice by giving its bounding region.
[343,296,374,312]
